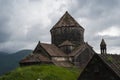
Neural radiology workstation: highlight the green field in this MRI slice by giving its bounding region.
[0,65,80,80]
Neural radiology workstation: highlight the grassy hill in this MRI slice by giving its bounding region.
[0,65,80,80]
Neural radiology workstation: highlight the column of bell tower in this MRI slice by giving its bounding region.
[100,39,107,54]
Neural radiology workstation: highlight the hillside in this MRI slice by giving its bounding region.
[0,50,32,75]
[0,65,80,80]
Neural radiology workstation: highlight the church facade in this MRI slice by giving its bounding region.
[19,11,95,67]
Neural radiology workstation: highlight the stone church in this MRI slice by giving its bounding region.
[19,11,120,79]
[19,11,95,67]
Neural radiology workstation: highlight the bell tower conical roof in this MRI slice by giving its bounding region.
[51,11,84,30]
[100,39,106,46]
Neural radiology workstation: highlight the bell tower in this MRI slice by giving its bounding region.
[100,39,107,54]
[50,11,84,47]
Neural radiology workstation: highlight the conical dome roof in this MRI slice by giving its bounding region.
[51,11,84,30]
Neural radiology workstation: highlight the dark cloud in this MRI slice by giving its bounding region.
[0,0,120,53]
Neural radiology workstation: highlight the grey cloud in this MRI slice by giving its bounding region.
[26,23,51,42]
[0,0,17,43]
[67,0,120,53]
[0,13,11,42]
[0,0,120,53]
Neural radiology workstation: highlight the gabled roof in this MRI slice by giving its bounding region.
[40,43,67,57]
[69,43,95,56]
[98,54,120,77]
[33,41,41,53]
[33,42,67,57]
[59,40,75,47]
[78,53,120,80]
[51,11,84,30]
[100,39,106,46]
[20,53,51,63]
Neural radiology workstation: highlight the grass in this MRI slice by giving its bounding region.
[107,56,113,62]
[0,64,80,80]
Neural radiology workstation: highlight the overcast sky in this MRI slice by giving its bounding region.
[0,0,120,54]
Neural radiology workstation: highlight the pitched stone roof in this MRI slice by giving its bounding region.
[33,42,67,57]
[20,53,51,63]
[98,54,120,78]
[69,43,95,56]
[78,54,120,80]
[51,11,84,30]
[40,43,67,57]
[100,39,106,46]
[59,40,75,47]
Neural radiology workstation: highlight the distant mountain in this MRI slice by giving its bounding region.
[0,51,9,55]
[0,50,32,76]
